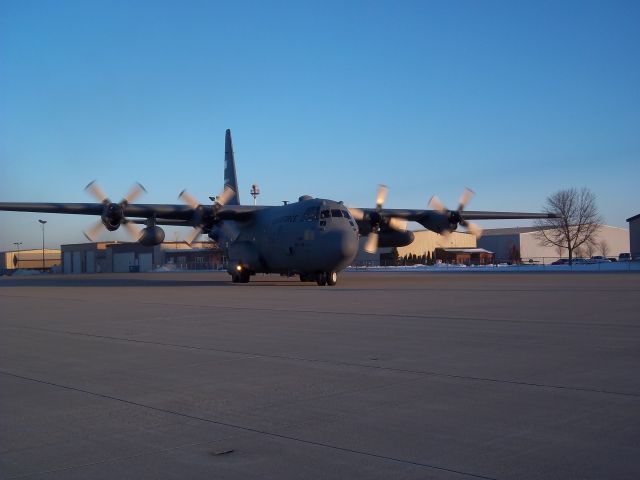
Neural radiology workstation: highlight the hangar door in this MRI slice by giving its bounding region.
[63,252,72,274]
[113,252,135,273]
[86,251,95,273]
[72,252,82,274]
[138,253,153,272]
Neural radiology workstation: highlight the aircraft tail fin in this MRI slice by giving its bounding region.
[224,129,240,205]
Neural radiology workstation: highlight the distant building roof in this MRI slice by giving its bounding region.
[439,248,493,254]
[482,224,628,236]
[627,214,640,222]
[480,227,542,236]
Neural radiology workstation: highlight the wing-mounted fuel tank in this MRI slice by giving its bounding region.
[138,226,165,246]
[377,230,415,248]
[227,241,261,273]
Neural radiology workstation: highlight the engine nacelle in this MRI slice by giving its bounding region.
[138,226,165,246]
[101,203,124,231]
[378,230,415,248]
[418,211,457,235]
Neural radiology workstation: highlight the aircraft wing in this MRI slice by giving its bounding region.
[0,202,105,216]
[0,202,197,219]
[448,211,557,220]
[352,207,557,236]
[0,202,262,220]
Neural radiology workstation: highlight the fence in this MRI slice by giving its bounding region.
[350,257,640,272]
[156,261,228,271]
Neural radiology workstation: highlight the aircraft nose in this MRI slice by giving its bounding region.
[327,229,358,261]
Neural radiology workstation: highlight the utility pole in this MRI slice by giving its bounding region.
[13,242,22,269]
[250,184,260,206]
[38,219,47,271]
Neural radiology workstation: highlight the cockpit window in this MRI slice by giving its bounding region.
[331,209,343,218]
[342,210,351,219]
[303,207,319,222]
[320,210,330,219]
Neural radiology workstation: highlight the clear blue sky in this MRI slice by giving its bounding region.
[1,0,638,251]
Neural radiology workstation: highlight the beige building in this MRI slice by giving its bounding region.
[397,230,476,258]
[354,230,476,266]
[478,225,630,264]
[1,248,61,271]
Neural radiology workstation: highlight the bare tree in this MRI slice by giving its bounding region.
[599,240,609,257]
[534,188,601,264]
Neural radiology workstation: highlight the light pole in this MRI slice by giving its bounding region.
[13,242,23,269]
[38,219,47,271]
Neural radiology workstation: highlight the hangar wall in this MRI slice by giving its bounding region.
[628,215,640,257]
[479,225,630,262]
[61,241,223,273]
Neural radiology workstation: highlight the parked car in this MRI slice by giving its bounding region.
[590,256,611,263]
[551,259,569,265]
[619,253,631,261]
[571,258,590,265]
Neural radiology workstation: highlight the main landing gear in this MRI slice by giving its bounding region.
[299,272,337,286]
[314,271,338,286]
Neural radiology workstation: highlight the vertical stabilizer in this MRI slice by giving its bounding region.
[224,129,240,205]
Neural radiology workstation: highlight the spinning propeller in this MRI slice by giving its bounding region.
[83,181,146,241]
[428,187,483,238]
[349,185,408,254]
[178,185,235,244]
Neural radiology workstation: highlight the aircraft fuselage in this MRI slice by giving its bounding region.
[214,197,359,278]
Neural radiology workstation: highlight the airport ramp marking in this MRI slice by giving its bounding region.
[4,323,640,399]
[0,369,498,480]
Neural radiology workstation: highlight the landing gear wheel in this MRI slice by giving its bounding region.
[326,271,338,286]
[316,273,327,286]
[232,270,250,283]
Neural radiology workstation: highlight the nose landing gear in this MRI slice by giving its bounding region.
[231,265,251,283]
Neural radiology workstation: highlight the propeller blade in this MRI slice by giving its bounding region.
[85,180,109,204]
[184,227,203,245]
[178,189,200,209]
[428,195,446,213]
[348,207,365,221]
[123,220,143,240]
[375,184,388,209]
[220,221,241,241]
[83,219,105,242]
[388,217,408,232]
[364,232,379,254]
[123,182,147,205]
[458,187,475,211]
[464,221,483,238]
[216,186,235,206]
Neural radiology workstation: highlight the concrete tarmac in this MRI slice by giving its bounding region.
[1,271,639,479]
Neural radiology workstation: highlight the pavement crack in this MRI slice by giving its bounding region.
[0,369,497,480]
[4,324,640,398]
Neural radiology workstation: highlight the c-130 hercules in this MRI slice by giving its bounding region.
[0,130,556,285]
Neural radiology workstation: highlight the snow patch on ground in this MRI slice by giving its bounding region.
[347,262,640,273]
[10,269,47,276]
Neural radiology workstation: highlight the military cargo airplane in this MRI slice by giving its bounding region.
[0,130,556,285]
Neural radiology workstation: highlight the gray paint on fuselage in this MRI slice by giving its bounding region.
[214,197,359,275]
